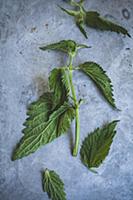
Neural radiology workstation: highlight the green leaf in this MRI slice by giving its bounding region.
[70,0,85,8]
[85,11,131,37]
[40,40,88,56]
[49,68,70,107]
[40,40,77,56]
[80,120,119,170]
[43,169,66,200]
[76,20,88,39]
[79,62,116,108]
[12,102,75,160]
[58,5,78,17]
[77,43,90,49]
[59,4,88,39]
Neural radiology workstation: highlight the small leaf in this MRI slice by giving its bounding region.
[12,102,75,160]
[43,169,66,200]
[85,11,131,37]
[80,120,119,170]
[40,40,77,55]
[70,0,85,8]
[76,20,88,39]
[58,5,78,17]
[59,4,88,38]
[77,43,90,49]
[49,68,69,107]
[79,62,116,108]
[40,40,88,56]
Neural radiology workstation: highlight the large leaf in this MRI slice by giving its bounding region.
[79,62,116,108]
[85,11,131,37]
[80,120,118,170]
[40,40,89,55]
[49,68,70,107]
[42,169,66,200]
[12,102,75,160]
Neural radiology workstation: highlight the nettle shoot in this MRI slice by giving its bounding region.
[59,0,130,38]
[12,40,118,160]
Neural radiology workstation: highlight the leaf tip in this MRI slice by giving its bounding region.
[39,46,45,51]
[11,152,17,161]
[84,34,88,39]
[57,4,61,9]
[44,168,49,173]
[113,119,120,123]
[127,32,131,38]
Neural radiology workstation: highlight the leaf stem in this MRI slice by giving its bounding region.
[68,54,80,156]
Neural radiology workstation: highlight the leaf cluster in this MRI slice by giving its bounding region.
[59,0,130,38]
[11,0,130,198]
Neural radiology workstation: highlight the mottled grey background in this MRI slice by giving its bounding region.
[0,0,133,199]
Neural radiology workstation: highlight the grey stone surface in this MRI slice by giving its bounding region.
[0,0,133,199]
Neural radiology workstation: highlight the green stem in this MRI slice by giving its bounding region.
[68,54,80,156]
[73,106,80,156]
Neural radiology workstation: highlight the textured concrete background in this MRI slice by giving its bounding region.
[0,0,133,199]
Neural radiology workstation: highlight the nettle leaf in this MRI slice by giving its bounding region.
[58,5,78,17]
[49,68,70,107]
[43,169,66,200]
[40,40,88,56]
[80,120,118,170]
[76,19,88,39]
[79,62,116,108]
[40,40,77,55]
[12,102,75,160]
[85,11,131,37]
[77,43,89,49]
[70,0,84,7]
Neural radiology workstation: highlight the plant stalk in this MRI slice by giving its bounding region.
[68,54,80,156]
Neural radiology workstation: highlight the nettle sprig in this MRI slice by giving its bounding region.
[59,0,130,38]
[12,40,117,160]
[11,1,130,199]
